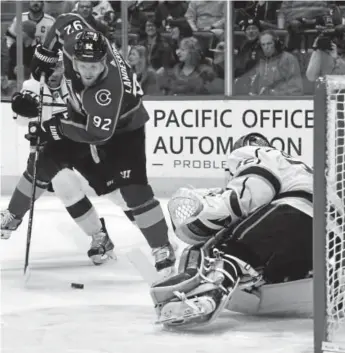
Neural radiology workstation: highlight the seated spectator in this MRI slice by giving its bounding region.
[236,1,282,29]
[204,41,225,94]
[235,18,262,78]
[128,45,160,94]
[127,2,148,34]
[75,1,110,36]
[185,1,225,38]
[249,30,303,96]
[6,1,55,47]
[139,17,174,71]
[8,21,37,81]
[135,1,159,12]
[279,1,342,51]
[210,41,225,79]
[155,1,189,30]
[306,25,345,81]
[44,1,70,19]
[234,18,262,94]
[73,1,113,21]
[166,18,193,67]
[157,37,212,95]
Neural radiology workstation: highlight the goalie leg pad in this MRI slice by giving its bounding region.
[151,246,242,328]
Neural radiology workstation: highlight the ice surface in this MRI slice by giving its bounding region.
[1,197,315,353]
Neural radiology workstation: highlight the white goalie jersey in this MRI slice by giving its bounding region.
[169,146,313,244]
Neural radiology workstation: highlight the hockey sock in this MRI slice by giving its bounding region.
[131,199,169,249]
[52,169,102,236]
[65,196,102,236]
[8,172,47,219]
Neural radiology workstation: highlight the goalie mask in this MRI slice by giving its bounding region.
[233,133,271,151]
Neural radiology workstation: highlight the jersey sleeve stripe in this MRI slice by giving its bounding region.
[187,219,217,238]
[237,166,281,195]
[227,189,243,217]
[239,177,249,198]
[229,190,242,217]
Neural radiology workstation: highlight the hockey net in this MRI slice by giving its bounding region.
[321,75,345,353]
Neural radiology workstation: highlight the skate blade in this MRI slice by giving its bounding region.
[91,250,116,266]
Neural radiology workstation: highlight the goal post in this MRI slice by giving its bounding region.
[314,75,345,353]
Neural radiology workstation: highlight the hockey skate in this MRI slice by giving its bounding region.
[87,218,115,265]
[1,210,22,239]
[152,242,176,276]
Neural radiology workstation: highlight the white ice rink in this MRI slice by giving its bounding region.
[1,196,315,353]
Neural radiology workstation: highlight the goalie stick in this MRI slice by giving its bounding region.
[127,227,231,285]
[24,72,46,277]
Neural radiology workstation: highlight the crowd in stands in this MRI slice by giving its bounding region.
[1,0,345,98]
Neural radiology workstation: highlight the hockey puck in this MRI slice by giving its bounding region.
[71,283,84,289]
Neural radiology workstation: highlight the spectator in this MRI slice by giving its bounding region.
[155,1,189,30]
[127,2,148,34]
[204,41,225,94]
[128,45,160,94]
[6,1,55,47]
[236,1,282,29]
[73,1,113,22]
[8,21,37,81]
[306,25,345,81]
[249,30,303,96]
[210,41,225,79]
[44,1,70,19]
[185,1,225,38]
[158,37,211,95]
[279,1,342,51]
[166,18,193,67]
[75,1,110,36]
[139,17,174,71]
[135,1,158,12]
[235,18,261,78]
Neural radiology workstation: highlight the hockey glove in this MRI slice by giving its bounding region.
[11,91,39,118]
[25,115,64,146]
[31,45,59,81]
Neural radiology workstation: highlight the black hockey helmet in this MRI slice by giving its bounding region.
[74,30,107,62]
[233,133,271,151]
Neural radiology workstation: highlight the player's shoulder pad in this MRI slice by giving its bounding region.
[82,69,122,118]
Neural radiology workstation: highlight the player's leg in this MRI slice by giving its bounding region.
[229,200,313,283]
[51,168,115,265]
[102,127,176,272]
[1,151,55,239]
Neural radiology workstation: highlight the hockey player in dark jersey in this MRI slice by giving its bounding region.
[2,13,176,272]
[149,133,313,327]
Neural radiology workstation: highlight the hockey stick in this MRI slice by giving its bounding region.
[24,72,46,277]
[128,227,231,285]
[2,97,66,108]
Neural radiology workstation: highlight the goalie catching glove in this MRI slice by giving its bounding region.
[168,187,243,245]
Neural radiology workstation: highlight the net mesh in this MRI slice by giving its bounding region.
[325,76,345,349]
